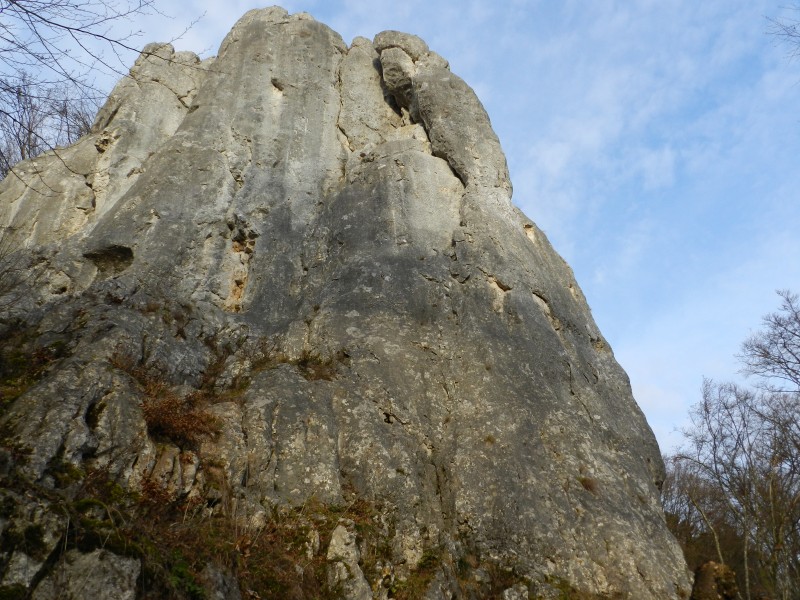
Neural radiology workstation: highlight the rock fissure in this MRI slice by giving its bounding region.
[334,61,355,155]
[149,76,194,109]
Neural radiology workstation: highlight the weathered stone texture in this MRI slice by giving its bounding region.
[31,549,140,600]
[0,6,691,599]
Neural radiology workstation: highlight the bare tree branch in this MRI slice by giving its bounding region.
[0,0,201,181]
[739,290,800,393]
[768,6,800,60]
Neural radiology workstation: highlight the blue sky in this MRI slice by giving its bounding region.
[97,1,800,452]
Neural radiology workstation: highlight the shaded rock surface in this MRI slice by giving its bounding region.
[0,6,691,599]
[31,549,140,600]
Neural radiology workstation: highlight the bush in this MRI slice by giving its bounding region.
[140,384,218,448]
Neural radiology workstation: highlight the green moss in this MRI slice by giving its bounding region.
[418,546,442,571]
[391,546,444,599]
[73,497,108,514]
[73,515,145,559]
[168,553,206,600]
[103,481,130,505]
[44,458,85,487]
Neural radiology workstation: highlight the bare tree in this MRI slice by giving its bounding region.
[0,0,158,178]
[739,290,800,392]
[0,71,98,177]
[769,7,800,60]
[666,292,800,600]
[662,454,732,569]
[678,381,759,599]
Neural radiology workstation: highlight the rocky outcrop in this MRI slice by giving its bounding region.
[0,6,691,599]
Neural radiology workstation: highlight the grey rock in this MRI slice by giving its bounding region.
[202,563,243,600]
[31,549,139,600]
[413,65,511,193]
[327,522,372,600]
[502,584,531,600]
[374,30,430,61]
[0,495,66,588]
[338,37,404,151]
[375,36,510,199]
[379,46,417,110]
[0,6,691,599]
[2,552,43,589]
[0,43,209,248]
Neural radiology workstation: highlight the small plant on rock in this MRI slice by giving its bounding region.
[140,383,218,448]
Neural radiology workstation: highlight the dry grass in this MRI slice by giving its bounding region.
[108,349,219,449]
[0,331,65,407]
[139,383,218,448]
[55,468,373,599]
[295,350,338,381]
[133,493,375,598]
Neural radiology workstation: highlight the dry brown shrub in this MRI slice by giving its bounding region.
[107,347,219,448]
[295,350,338,381]
[140,387,218,448]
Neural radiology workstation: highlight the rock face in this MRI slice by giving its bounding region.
[0,7,691,599]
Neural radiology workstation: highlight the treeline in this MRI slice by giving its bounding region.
[663,291,800,600]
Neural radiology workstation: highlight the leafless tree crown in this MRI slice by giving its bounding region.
[0,0,157,178]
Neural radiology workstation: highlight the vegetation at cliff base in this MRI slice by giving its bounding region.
[663,290,800,600]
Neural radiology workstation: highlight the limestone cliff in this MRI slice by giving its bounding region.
[0,7,691,599]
